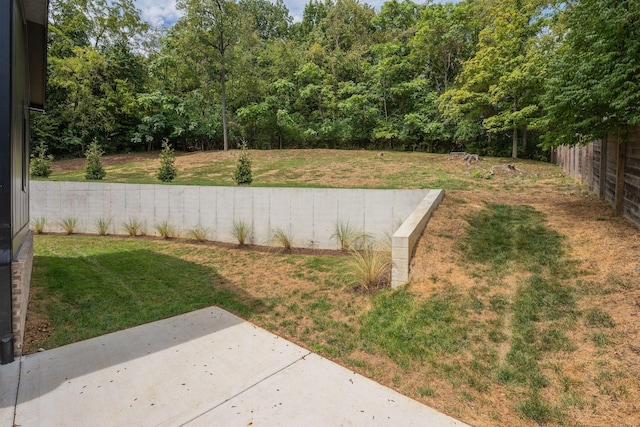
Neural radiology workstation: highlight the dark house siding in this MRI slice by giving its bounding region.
[11,0,31,257]
[0,0,16,359]
[0,0,48,363]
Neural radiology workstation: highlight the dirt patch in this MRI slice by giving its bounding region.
[22,286,52,349]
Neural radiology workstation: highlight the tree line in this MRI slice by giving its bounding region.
[32,0,640,159]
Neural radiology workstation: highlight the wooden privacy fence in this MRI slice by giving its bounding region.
[551,126,640,228]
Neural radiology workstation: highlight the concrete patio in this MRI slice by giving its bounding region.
[0,307,468,426]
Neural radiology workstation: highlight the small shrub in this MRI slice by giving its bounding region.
[331,220,369,251]
[350,241,392,290]
[122,218,145,236]
[95,218,112,236]
[84,140,106,180]
[155,220,177,239]
[187,225,210,242]
[31,217,46,234]
[231,220,251,246]
[270,227,294,251]
[233,142,252,185]
[59,217,78,235]
[30,142,53,178]
[157,140,177,182]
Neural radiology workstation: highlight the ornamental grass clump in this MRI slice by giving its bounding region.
[122,218,145,236]
[59,217,78,235]
[350,241,392,291]
[84,140,106,180]
[157,140,177,182]
[155,220,177,239]
[187,225,210,242]
[231,220,251,246]
[95,218,112,236]
[31,217,46,234]
[331,220,369,251]
[270,227,294,251]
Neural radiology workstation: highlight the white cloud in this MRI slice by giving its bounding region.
[135,0,182,27]
[283,0,304,23]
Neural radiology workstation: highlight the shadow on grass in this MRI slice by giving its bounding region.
[27,249,269,353]
[6,248,277,410]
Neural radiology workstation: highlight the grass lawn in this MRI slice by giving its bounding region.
[27,149,640,426]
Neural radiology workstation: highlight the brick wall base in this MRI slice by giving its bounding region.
[11,230,33,356]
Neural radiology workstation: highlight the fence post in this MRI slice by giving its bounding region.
[587,142,595,192]
[599,136,608,199]
[615,139,627,215]
[580,145,584,179]
[571,145,576,177]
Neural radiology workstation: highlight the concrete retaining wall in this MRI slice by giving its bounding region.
[391,190,444,287]
[31,182,432,250]
[31,182,444,287]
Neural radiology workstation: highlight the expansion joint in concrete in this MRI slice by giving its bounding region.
[178,351,313,426]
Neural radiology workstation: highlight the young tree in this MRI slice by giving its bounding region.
[84,140,106,180]
[157,140,178,182]
[234,141,253,184]
[30,142,54,178]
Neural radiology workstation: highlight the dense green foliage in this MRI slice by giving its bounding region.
[540,0,640,146]
[34,0,640,159]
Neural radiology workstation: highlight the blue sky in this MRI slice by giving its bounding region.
[134,0,457,28]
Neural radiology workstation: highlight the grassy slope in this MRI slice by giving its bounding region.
[47,149,525,189]
[28,150,640,427]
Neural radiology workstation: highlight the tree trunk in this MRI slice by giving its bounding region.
[382,76,388,121]
[522,125,527,150]
[383,92,388,121]
[512,99,518,158]
[220,55,229,151]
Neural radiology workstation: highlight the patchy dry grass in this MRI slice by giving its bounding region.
[46,149,558,190]
[27,149,640,427]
